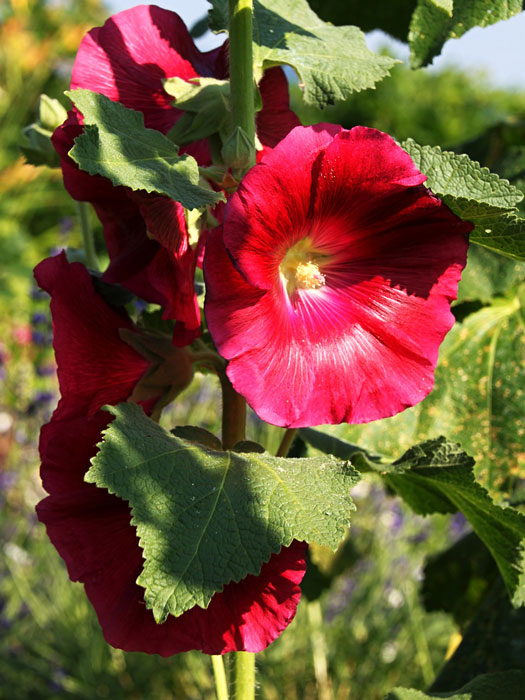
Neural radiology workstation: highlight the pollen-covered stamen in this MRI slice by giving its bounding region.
[280,237,327,296]
[294,261,325,289]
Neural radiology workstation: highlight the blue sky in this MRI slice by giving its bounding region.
[108,1,525,89]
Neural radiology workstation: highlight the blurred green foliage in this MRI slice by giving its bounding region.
[292,59,525,149]
[0,0,104,317]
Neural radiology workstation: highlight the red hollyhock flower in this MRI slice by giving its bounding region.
[52,5,300,344]
[204,125,472,428]
[35,252,306,655]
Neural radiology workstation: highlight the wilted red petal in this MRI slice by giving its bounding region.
[205,125,472,427]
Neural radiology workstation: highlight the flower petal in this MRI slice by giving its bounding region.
[205,126,472,427]
[223,123,343,290]
[256,67,301,148]
[36,251,306,655]
[34,252,149,414]
[71,5,226,133]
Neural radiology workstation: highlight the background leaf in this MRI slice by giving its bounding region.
[301,434,525,607]
[86,403,360,622]
[421,532,498,628]
[67,89,224,209]
[408,0,524,69]
[305,0,417,41]
[208,0,398,106]
[457,246,525,303]
[429,583,525,692]
[403,138,525,261]
[383,670,525,699]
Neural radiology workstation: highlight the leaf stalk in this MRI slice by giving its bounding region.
[76,201,99,270]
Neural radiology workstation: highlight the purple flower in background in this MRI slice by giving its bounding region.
[31,312,48,325]
[449,512,468,539]
[34,391,55,405]
[31,330,52,347]
[30,287,48,300]
[59,217,74,236]
[134,298,148,313]
[36,365,56,377]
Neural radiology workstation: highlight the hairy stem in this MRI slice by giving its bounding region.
[234,652,255,700]
[276,428,298,457]
[211,655,229,700]
[219,372,246,450]
[228,0,255,159]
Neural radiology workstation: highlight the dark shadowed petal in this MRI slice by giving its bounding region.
[38,446,306,656]
[256,67,301,148]
[34,253,149,414]
[71,5,226,133]
[36,251,306,654]
[51,117,201,340]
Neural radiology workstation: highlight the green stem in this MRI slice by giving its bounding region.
[276,428,298,457]
[404,582,435,686]
[223,6,256,695]
[76,201,99,270]
[219,372,246,450]
[307,601,333,700]
[228,0,255,155]
[211,655,230,700]
[234,652,255,700]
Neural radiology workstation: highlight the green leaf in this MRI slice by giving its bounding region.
[21,123,60,168]
[422,532,498,627]
[334,294,525,496]
[301,433,525,607]
[457,246,525,303]
[431,582,525,691]
[403,139,525,261]
[86,403,360,622]
[299,427,389,473]
[163,77,232,145]
[305,0,417,42]
[408,0,524,69]
[384,450,525,608]
[67,89,224,209]
[208,0,398,106]
[403,139,523,210]
[384,670,525,699]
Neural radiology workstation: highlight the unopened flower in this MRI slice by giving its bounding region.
[204,125,472,427]
[35,252,306,655]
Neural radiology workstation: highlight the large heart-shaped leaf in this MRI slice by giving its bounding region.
[86,403,359,622]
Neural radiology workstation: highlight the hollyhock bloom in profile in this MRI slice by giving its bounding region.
[51,5,299,343]
[35,252,306,655]
[204,125,472,428]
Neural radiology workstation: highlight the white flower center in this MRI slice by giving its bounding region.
[280,238,327,296]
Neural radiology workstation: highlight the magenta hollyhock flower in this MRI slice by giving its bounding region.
[204,125,472,428]
[35,252,306,655]
[51,5,299,343]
